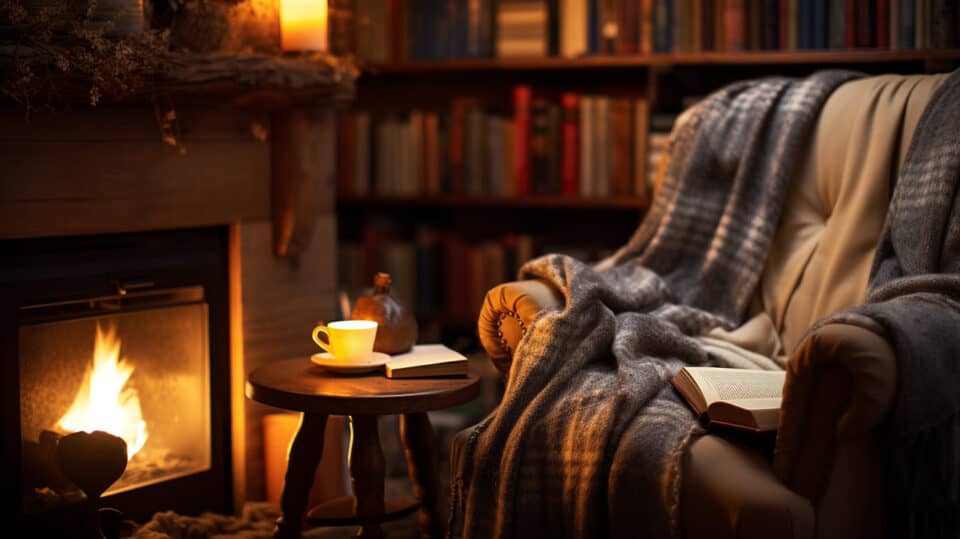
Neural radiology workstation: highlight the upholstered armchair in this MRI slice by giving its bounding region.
[473,73,948,538]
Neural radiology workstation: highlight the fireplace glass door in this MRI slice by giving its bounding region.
[19,286,211,512]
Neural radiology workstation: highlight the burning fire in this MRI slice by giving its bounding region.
[57,323,148,460]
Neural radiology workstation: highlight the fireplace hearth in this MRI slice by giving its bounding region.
[1,228,232,532]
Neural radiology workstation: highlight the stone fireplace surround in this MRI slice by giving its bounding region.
[0,104,338,525]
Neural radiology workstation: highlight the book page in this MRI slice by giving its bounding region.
[685,367,785,406]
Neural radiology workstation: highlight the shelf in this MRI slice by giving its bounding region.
[337,195,650,210]
[154,52,357,106]
[360,49,960,75]
[2,49,357,107]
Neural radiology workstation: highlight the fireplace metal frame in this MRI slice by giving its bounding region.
[1,228,233,529]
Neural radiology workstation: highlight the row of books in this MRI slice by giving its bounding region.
[337,88,660,200]
[339,227,615,322]
[337,1,959,62]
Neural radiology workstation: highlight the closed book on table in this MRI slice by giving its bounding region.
[385,344,468,378]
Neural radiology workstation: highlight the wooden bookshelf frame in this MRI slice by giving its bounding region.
[336,195,650,210]
[360,49,960,75]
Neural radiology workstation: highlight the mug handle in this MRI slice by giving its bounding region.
[312,325,333,355]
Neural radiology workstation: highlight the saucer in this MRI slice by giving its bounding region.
[310,352,391,374]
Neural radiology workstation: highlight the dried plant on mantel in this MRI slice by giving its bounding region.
[0,0,356,111]
[0,0,171,108]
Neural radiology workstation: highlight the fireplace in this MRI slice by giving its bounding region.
[1,228,232,530]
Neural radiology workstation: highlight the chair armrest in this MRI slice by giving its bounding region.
[773,323,897,501]
[477,279,564,376]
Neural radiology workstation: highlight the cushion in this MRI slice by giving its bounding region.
[760,74,947,354]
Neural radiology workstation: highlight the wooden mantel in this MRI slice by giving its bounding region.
[0,96,344,507]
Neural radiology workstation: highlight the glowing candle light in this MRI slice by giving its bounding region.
[280,0,328,52]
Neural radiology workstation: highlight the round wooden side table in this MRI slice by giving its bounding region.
[246,358,481,539]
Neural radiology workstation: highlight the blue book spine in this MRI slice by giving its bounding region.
[812,0,827,49]
[765,0,781,49]
[798,0,813,49]
[653,0,671,52]
[901,0,915,49]
[413,0,427,59]
[588,0,599,54]
[441,0,455,59]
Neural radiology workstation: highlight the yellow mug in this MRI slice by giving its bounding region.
[311,320,378,362]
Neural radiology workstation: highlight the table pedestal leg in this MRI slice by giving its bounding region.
[400,412,441,539]
[275,413,328,539]
[350,415,385,538]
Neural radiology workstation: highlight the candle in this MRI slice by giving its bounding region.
[280,0,328,52]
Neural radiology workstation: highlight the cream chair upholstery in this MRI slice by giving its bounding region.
[474,74,948,538]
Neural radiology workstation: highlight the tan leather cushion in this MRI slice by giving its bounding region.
[761,74,947,353]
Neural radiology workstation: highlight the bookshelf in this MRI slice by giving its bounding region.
[362,49,960,73]
[334,1,960,348]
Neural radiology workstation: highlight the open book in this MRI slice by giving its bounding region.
[670,367,786,432]
[385,344,468,378]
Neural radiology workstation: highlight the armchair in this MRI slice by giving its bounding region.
[474,73,947,539]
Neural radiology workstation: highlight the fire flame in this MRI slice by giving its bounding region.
[57,323,149,460]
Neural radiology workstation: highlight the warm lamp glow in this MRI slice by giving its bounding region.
[57,323,149,460]
[281,0,328,52]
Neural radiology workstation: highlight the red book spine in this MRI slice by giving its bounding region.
[876,0,889,48]
[560,93,579,196]
[387,0,405,62]
[724,0,746,51]
[449,99,467,195]
[845,0,857,48]
[337,113,354,197]
[512,86,533,196]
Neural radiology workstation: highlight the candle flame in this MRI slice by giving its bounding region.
[57,323,148,460]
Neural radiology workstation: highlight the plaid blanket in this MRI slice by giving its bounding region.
[448,70,858,539]
[812,68,960,538]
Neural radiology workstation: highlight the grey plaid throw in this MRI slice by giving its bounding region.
[811,68,960,539]
[449,70,858,539]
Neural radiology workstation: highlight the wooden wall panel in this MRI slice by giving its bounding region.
[0,107,271,239]
[233,216,338,503]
